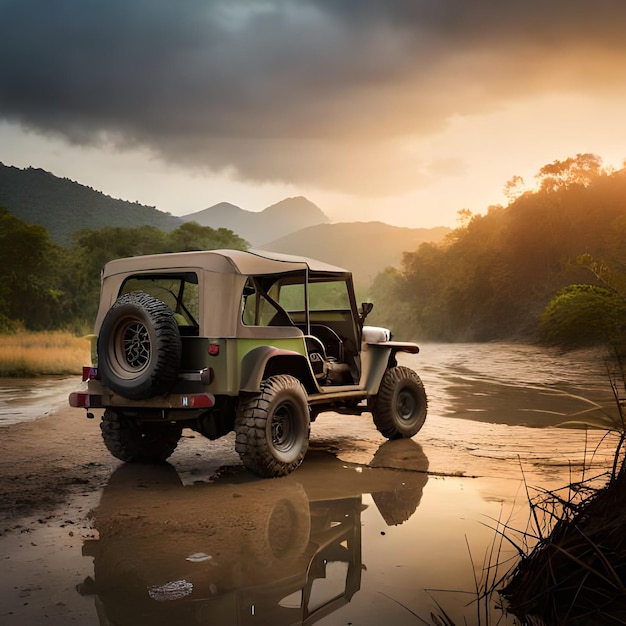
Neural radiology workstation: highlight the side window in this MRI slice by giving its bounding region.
[278,283,305,313]
[241,278,284,326]
[242,276,303,327]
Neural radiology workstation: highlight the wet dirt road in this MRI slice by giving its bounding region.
[0,343,620,625]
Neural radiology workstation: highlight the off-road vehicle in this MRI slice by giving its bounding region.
[70,249,427,477]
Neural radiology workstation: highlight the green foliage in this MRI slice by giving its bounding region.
[0,207,69,329]
[539,285,626,347]
[368,266,418,340]
[165,222,248,253]
[0,210,249,332]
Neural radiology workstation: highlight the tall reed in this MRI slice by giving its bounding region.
[0,331,91,377]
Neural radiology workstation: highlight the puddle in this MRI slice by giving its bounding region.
[63,459,519,626]
[0,377,80,426]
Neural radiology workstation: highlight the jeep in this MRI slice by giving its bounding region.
[69,249,427,477]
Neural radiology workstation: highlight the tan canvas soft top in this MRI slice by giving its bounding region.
[102,248,350,279]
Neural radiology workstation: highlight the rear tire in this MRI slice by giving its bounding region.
[371,366,427,439]
[100,409,182,463]
[235,375,310,478]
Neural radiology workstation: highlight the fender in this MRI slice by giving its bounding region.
[362,341,421,395]
[240,345,316,393]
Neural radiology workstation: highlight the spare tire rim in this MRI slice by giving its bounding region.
[114,320,151,374]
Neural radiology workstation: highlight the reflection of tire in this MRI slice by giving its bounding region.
[370,440,429,525]
[371,366,427,439]
[235,375,310,477]
[97,291,181,400]
[244,484,311,566]
[100,409,182,463]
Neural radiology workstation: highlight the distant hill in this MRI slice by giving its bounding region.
[0,164,451,282]
[260,222,451,285]
[182,196,329,246]
[0,163,181,245]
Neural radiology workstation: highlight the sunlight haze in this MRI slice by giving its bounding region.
[1,1,626,228]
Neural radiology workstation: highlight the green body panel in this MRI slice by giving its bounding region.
[207,336,307,395]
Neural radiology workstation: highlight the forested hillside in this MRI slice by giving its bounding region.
[3,153,625,348]
[369,154,626,344]
[0,163,181,244]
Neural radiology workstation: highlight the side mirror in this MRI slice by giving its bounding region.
[359,302,374,322]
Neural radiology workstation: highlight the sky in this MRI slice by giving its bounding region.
[2,0,626,229]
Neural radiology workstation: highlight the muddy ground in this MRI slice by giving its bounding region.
[0,345,620,625]
[0,406,433,529]
[1,404,440,625]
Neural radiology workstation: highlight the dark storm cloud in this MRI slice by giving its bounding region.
[1,0,626,193]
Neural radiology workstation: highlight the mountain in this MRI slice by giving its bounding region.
[260,221,451,286]
[182,196,329,246]
[0,163,181,245]
[0,163,450,283]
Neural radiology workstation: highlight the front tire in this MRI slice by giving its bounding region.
[371,366,427,439]
[100,409,182,463]
[235,375,310,478]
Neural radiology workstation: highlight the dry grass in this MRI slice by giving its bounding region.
[0,331,92,376]
[500,457,626,625]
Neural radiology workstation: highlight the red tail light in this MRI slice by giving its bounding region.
[82,366,99,381]
[182,394,214,408]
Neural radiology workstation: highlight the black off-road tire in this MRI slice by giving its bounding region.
[97,291,181,400]
[100,409,182,463]
[234,375,310,478]
[371,366,427,440]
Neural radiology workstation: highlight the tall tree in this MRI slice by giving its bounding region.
[0,207,66,329]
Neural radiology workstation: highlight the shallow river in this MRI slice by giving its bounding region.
[0,342,622,625]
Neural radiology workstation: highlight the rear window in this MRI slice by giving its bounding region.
[120,273,199,327]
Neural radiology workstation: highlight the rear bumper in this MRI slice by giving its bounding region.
[68,390,215,410]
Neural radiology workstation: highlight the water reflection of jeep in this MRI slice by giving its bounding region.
[79,444,429,626]
[69,249,428,477]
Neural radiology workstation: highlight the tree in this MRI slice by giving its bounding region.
[165,222,248,252]
[504,175,526,202]
[0,207,67,329]
[536,153,606,193]
[67,223,250,326]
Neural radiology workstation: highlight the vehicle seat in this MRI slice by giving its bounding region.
[310,324,344,361]
[305,335,328,380]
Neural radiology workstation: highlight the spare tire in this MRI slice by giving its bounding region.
[98,291,181,400]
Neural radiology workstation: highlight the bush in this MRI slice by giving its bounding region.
[539,284,626,347]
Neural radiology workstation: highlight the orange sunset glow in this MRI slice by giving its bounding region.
[1,1,626,227]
